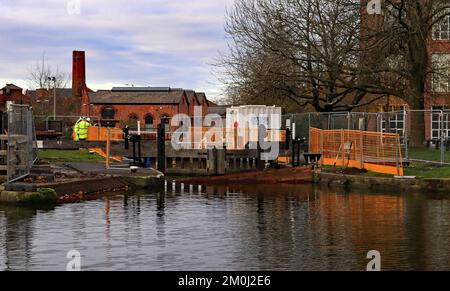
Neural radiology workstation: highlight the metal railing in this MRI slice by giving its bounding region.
[283,110,450,166]
[309,127,404,176]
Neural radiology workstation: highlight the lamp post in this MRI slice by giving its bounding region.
[48,76,56,120]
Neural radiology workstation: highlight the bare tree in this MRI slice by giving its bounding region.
[359,0,450,145]
[219,0,384,112]
[28,53,69,90]
[219,0,450,145]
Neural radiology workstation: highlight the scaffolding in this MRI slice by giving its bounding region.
[7,104,37,183]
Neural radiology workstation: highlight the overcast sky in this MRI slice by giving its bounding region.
[0,0,234,102]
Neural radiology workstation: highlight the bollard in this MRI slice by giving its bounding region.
[157,123,166,173]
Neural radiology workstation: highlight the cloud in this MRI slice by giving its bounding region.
[0,0,234,101]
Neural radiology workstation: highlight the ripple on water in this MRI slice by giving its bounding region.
[0,186,450,271]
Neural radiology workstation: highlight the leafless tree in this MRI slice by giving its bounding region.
[219,0,450,145]
[359,0,450,145]
[221,0,450,108]
[28,53,69,90]
[219,0,384,112]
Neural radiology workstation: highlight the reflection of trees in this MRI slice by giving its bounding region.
[0,206,53,271]
[418,197,450,271]
[311,190,406,270]
[216,184,450,271]
[212,183,316,270]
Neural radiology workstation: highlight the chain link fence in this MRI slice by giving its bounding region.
[7,104,37,183]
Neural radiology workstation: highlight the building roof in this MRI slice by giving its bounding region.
[111,87,170,92]
[2,84,22,90]
[207,106,229,116]
[196,92,208,105]
[208,100,218,107]
[89,89,186,104]
[184,90,198,105]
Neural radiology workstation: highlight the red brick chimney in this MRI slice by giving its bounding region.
[72,50,86,98]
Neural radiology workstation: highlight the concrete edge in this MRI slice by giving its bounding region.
[314,171,450,194]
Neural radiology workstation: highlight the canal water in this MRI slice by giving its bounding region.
[1,183,450,271]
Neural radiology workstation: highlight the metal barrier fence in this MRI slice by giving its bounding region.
[90,124,285,150]
[33,110,450,166]
[309,127,404,176]
[7,104,37,183]
[284,110,450,165]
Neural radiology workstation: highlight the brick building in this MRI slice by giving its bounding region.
[361,1,450,141]
[75,51,213,130]
[0,84,29,110]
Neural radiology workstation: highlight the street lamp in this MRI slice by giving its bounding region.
[48,76,56,120]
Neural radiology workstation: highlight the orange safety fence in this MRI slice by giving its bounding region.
[83,126,286,150]
[309,127,404,176]
[87,126,124,141]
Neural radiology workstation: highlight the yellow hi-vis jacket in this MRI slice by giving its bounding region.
[73,119,82,141]
[77,120,91,140]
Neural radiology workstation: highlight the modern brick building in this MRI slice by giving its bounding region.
[361,1,450,141]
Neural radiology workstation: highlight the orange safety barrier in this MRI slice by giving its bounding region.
[309,127,404,176]
[87,126,124,142]
[82,126,286,150]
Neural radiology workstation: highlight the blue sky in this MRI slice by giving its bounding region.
[0,0,235,102]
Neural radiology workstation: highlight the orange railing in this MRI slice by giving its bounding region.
[85,126,286,150]
[87,126,124,141]
[309,127,404,176]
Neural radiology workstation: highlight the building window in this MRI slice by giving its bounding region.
[101,107,115,119]
[433,9,450,40]
[160,115,170,132]
[145,115,154,131]
[127,114,139,131]
[380,105,406,138]
[432,54,450,92]
[431,106,450,140]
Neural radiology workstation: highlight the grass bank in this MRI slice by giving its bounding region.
[325,147,450,179]
[37,149,104,163]
[364,164,450,179]
[407,147,450,163]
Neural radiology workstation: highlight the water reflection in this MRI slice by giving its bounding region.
[1,185,450,271]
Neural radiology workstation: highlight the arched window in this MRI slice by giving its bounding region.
[127,114,139,131]
[101,107,115,120]
[145,115,154,131]
[160,115,170,132]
